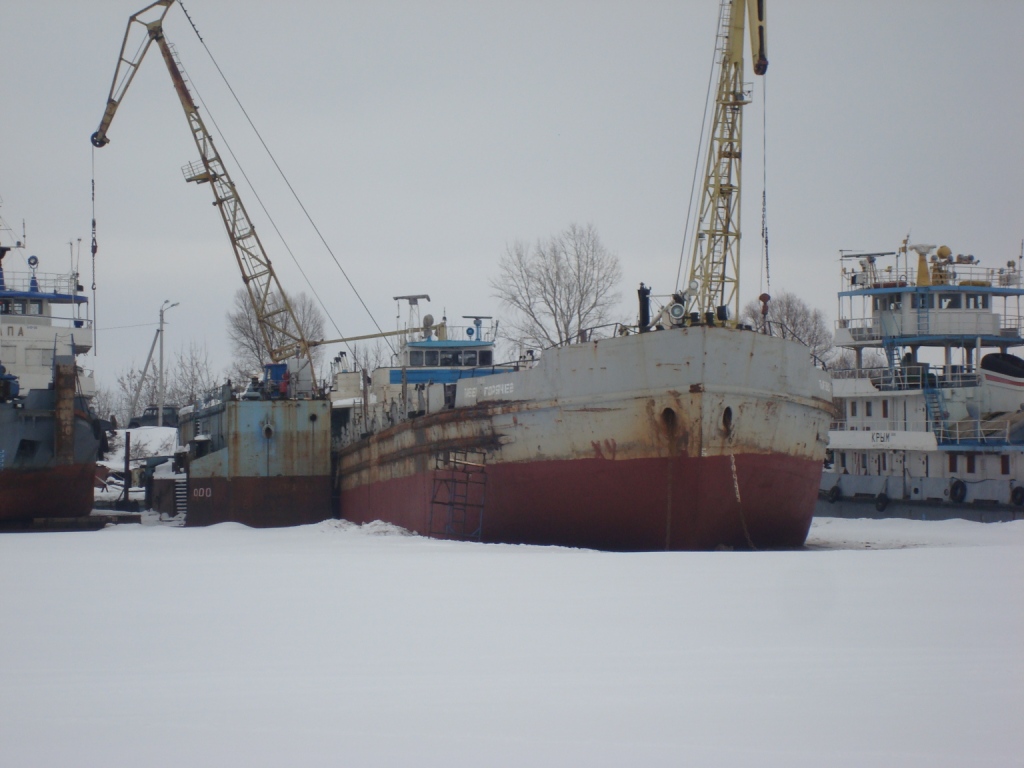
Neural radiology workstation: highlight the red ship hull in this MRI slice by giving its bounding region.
[0,462,96,521]
[341,451,820,551]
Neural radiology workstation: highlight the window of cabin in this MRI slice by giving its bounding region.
[1001,455,1010,475]
[463,350,478,366]
[865,401,873,417]
[424,350,439,366]
[948,454,957,473]
[409,350,424,366]
[850,401,858,417]
[911,294,935,309]
[10,301,25,315]
[440,350,460,366]
[840,452,847,470]
[966,454,976,474]
[965,294,989,310]
[881,399,888,418]
[25,348,54,366]
[939,294,962,309]
[860,453,867,471]
[881,453,887,471]
[28,300,42,316]
[479,350,493,366]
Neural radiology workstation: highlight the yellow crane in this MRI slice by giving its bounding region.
[686,0,767,324]
[91,0,317,386]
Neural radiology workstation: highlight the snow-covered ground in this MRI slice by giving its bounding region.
[1,517,1021,767]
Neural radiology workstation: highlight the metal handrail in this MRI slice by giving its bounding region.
[829,417,1012,444]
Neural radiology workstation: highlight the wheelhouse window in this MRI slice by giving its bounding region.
[424,350,439,366]
[409,350,424,366]
[440,350,461,366]
[939,294,962,309]
[911,294,935,309]
[479,350,493,366]
[463,350,478,366]
[28,300,42,316]
[872,297,902,311]
[965,294,989,310]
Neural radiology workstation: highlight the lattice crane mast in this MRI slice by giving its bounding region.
[91,0,317,386]
[685,0,767,324]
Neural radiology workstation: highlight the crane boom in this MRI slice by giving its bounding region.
[685,0,767,323]
[91,0,317,385]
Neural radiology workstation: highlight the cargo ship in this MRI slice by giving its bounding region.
[330,0,835,550]
[331,307,832,550]
[819,239,1024,522]
[0,212,100,521]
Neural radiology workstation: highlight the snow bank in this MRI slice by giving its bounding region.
[0,517,1021,767]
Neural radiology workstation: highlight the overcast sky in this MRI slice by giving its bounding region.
[2,0,1022,389]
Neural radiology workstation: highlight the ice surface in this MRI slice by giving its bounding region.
[1,517,1021,767]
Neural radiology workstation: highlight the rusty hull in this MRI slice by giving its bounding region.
[182,398,332,527]
[336,325,834,550]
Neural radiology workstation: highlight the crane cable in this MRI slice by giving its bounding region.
[177,1,394,356]
[90,145,99,355]
[675,13,721,293]
[760,77,770,293]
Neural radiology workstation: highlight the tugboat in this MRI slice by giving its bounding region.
[820,239,1024,521]
[0,211,100,521]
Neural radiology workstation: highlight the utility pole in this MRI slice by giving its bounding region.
[158,299,179,426]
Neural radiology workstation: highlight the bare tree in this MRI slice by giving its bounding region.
[226,288,326,379]
[491,223,622,349]
[99,341,222,425]
[165,341,220,405]
[348,340,390,373]
[830,347,888,371]
[741,290,834,362]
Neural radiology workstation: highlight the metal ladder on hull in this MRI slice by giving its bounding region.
[429,450,487,541]
[174,477,188,517]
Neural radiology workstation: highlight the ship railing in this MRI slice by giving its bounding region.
[999,316,1024,339]
[830,419,933,433]
[836,317,880,342]
[940,419,1013,445]
[844,263,1022,291]
[828,418,1011,444]
[431,324,497,343]
[829,365,980,391]
[0,270,85,296]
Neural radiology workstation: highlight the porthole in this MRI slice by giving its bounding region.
[661,407,677,431]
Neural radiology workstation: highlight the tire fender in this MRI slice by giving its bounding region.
[950,479,967,504]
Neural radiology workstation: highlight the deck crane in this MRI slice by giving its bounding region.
[684,0,767,325]
[91,0,317,388]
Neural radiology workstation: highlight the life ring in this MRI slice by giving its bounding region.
[827,485,841,503]
[950,479,967,503]
[1012,486,1024,507]
[874,493,889,513]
